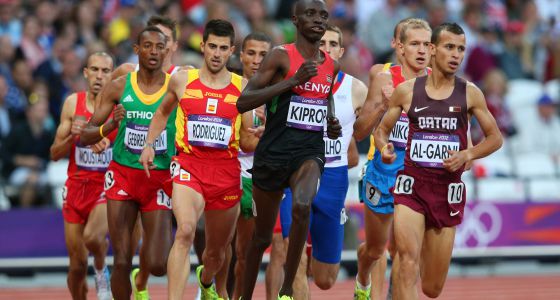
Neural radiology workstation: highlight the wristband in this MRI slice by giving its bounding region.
[99,124,105,138]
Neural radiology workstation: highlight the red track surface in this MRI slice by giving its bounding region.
[1,275,559,299]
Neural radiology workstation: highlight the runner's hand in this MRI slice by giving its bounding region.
[91,137,110,154]
[443,149,469,172]
[326,116,341,139]
[255,105,266,124]
[381,143,396,164]
[139,146,156,178]
[291,60,318,86]
[113,104,125,123]
[71,118,87,136]
[381,83,395,102]
[248,125,265,139]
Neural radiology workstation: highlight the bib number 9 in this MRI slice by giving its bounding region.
[104,171,115,191]
[365,181,381,206]
[447,183,464,204]
[170,161,180,178]
[393,174,414,195]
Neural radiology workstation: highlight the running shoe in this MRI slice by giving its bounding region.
[95,265,112,300]
[353,282,371,300]
[130,268,150,300]
[196,265,221,300]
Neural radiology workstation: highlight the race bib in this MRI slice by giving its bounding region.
[410,132,460,168]
[187,115,232,149]
[365,181,382,206]
[388,113,409,149]
[324,132,342,163]
[286,96,327,131]
[448,182,465,204]
[393,174,414,195]
[124,122,167,154]
[75,146,112,171]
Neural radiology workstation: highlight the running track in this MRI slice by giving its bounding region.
[1,275,559,299]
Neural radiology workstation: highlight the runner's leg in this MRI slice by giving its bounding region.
[419,226,455,298]
[64,221,88,300]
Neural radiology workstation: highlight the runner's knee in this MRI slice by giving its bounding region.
[204,247,226,268]
[291,202,311,223]
[313,273,336,290]
[68,258,88,277]
[363,242,386,261]
[148,259,167,276]
[422,281,444,298]
[175,221,196,247]
[83,231,105,252]
[253,232,273,252]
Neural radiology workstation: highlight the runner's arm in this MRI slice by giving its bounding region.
[111,63,136,80]
[374,81,411,152]
[50,94,78,160]
[445,84,503,171]
[351,76,368,115]
[353,64,392,141]
[80,78,124,145]
[239,111,260,153]
[347,137,359,169]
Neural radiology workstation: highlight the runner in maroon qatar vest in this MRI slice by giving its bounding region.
[394,75,469,228]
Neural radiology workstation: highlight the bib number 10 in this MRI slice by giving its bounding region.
[447,183,464,204]
[393,175,414,195]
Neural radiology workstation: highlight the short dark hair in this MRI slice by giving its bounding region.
[326,24,343,45]
[241,32,272,51]
[136,26,167,45]
[147,15,177,42]
[431,22,465,44]
[203,19,235,45]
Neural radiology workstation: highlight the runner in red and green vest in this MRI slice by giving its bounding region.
[80,26,173,300]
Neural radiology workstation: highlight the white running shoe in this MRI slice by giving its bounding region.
[95,266,112,300]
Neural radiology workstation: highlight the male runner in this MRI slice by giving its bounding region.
[279,24,366,294]
[80,26,174,300]
[353,19,432,300]
[50,52,116,300]
[237,0,342,298]
[139,19,250,300]
[231,31,272,300]
[375,23,502,299]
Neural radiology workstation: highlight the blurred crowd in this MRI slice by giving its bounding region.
[0,0,559,208]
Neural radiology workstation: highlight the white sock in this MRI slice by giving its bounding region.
[356,275,371,290]
[94,265,105,275]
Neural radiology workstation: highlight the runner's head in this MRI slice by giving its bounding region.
[293,0,329,43]
[83,52,113,96]
[392,17,413,64]
[134,26,168,72]
[319,24,344,61]
[201,19,235,74]
[430,22,466,76]
[147,15,178,57]
[240,32,272,79]
[397,18,431,72]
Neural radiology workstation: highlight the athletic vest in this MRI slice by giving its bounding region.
[113,72,175,170]
[67,92,116,180]
[175,69,243,160]
[239,109,262,178]
[324,72,355,168]
[404,75,468,181]
[255,43,335,162]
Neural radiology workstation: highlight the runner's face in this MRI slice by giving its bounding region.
[240,39,271,79]
[319,30,344,61]
[399,28,431,72]
[201,34,234,74]
[155,24,178,57]
[83,55,113,96]
[431,30,466,76]
[294,0,329,42]
[135,31,168,72]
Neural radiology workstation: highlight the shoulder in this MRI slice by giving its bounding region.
[112,63,136,79]
[465,80,484,97]
[369,63,389,77]
[350,75,367,93]
[62,93,78,112]
[395,78,416,94]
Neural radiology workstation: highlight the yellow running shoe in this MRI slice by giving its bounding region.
[278,295,294,300]
[130,268,150,300]
[353,282,371,300]
[196,265,220,300]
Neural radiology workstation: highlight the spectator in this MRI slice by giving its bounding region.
[0,75,11,143]
[1,95,54,207]
[360,0,410,64]
[498,21,532,79]
[0,36,15,84]
[517,94,560,161]
[19,16,48,70]
[465,26,500,83]
[520,0,549,81]
[482,69,517,139]
[0,0,22,46]
[5,59,32,117]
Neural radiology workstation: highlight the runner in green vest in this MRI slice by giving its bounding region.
[80,26,173,300]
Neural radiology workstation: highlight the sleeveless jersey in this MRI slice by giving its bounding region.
[67,92,116,179]
[324,72,355,168]
[113,72,175,170]
[255,43,335,162]
[404,75,468,181]
[135,64,179,75]
[367,64,431,175]
[239,109,262,178]
[175,69,243,160]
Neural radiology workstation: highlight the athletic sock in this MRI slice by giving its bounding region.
[356,275,371,290]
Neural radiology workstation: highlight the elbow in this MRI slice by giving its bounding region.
[348,157,359,169]
[353,123,366,141]
[50,149,60,162]
[495,132,504,151]
[237,101,249,114]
